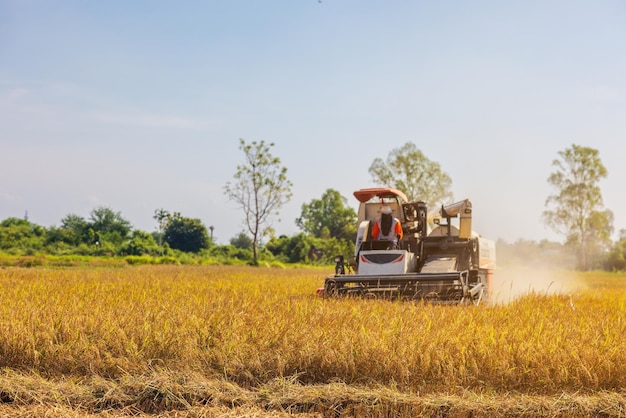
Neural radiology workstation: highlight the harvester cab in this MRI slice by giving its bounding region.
[353,188,428,256]
[320,188,496,305]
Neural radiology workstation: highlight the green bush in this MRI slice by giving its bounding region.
[265,234,353,264]
[124,256,154,265]
[157,256,180,265]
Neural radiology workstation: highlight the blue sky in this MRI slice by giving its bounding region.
[2,1,625,244]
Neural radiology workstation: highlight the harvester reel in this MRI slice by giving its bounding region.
[461,287,484,306]
[324,280,339,298]
[410,289,424,301]
[472,287,485,306]
[448,287,463,301]
[423,291,440,302]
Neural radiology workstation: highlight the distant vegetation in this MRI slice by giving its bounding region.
[3,203,626,271]
[0,202,355,267]
[3,203,626,272]
[3,142,626,271]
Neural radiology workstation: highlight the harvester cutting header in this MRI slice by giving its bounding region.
[319,188,496,305]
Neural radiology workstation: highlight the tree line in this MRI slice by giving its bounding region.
[0,196,357,266]
[1,140,625,270]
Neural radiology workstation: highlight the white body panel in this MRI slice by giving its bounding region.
[478,237,496,270]
[357,250,417,275]
[354,220,370,258]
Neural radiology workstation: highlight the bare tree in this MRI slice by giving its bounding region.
[224,139,293,264]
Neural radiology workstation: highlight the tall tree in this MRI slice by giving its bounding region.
[224,139,293,264]
[296,188,357,243]
[368,142,453,208]
[543,144,613,270]
[153,208,170,253]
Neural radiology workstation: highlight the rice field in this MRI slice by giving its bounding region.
[0,264,625,417]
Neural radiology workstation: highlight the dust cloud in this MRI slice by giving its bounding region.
[489,266,586,305]
[489,240,585,304]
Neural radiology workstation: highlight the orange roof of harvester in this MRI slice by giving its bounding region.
[352,188,409,203]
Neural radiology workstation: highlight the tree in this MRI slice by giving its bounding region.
[224,139,293,264]
[123,230,161,256]
[296,189,357,243]
[266,233,353,264]
[580,209,614,269]
[0,217,46,251]
[604,229,626,271]
[368,142,453,208]
[88,206,132,245]
[543,144,613,271]
[163,212,210,253]
[153,208,170,254]
[59,214,90,245]
[230,231,253,249]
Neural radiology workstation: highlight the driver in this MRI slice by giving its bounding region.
[371,205,403,245]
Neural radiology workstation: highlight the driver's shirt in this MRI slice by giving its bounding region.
[371,218,403,241]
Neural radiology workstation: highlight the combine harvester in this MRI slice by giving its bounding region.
[319,188,496,305]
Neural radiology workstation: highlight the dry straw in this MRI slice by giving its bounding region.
[0,265,625,416]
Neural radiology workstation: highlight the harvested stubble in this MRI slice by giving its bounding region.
[0,265,625,417]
